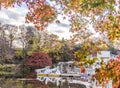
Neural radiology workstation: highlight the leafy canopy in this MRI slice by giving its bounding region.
[94,55,120,87]
[24,52,52,69]
[0,0,56,30]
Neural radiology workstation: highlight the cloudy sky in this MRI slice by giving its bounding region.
[0,3,73,39]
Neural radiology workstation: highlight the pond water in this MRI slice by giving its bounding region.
[0,78,86,88]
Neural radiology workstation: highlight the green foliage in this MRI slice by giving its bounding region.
[19,63,32,78]
[15,48,22,58]
[48,41,73,63]
[74,42,99,65]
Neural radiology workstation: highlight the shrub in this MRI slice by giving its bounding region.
[25,52,52,69]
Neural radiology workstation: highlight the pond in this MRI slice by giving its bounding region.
[0,78,86,88]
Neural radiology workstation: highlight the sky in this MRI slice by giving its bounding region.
[0,3,73,39]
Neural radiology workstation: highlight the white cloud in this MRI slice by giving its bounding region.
[47,14,72,39]
[47,22,72,39]
[0,5,72,39]
[0,11,9,19]
[0,4,28,26]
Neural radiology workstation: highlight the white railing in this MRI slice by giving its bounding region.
[36,65,112,88]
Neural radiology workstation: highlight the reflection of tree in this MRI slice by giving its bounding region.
[0,78,49,88]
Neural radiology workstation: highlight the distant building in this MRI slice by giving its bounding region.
[97,51,111,63]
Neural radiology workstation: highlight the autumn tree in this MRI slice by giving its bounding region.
[17,25,27,58]
[36,30,59,53]
[2,24,18,49]
[25,30,58,53]
[48,38,75,63]
[0,24,15,63]
[0,0,56,30]
[17,51,52,78]
[24,26,38,55]
[25,52,52,69]
[58,39,73,61]
[94,55,120,88]
[18,25,37,57]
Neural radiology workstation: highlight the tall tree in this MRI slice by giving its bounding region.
[0,24,14,63]
[2,24,18,49]
[18,25,28,58]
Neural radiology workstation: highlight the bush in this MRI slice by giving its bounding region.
[25,52,52,69]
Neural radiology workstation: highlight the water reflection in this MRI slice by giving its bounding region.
[0,78,86,88]
[37,76,90,87]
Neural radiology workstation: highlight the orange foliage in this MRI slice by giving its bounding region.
[95,15,120,42]
[94,55,120,88]
[0,0,56,30]
[26,0,56,30]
